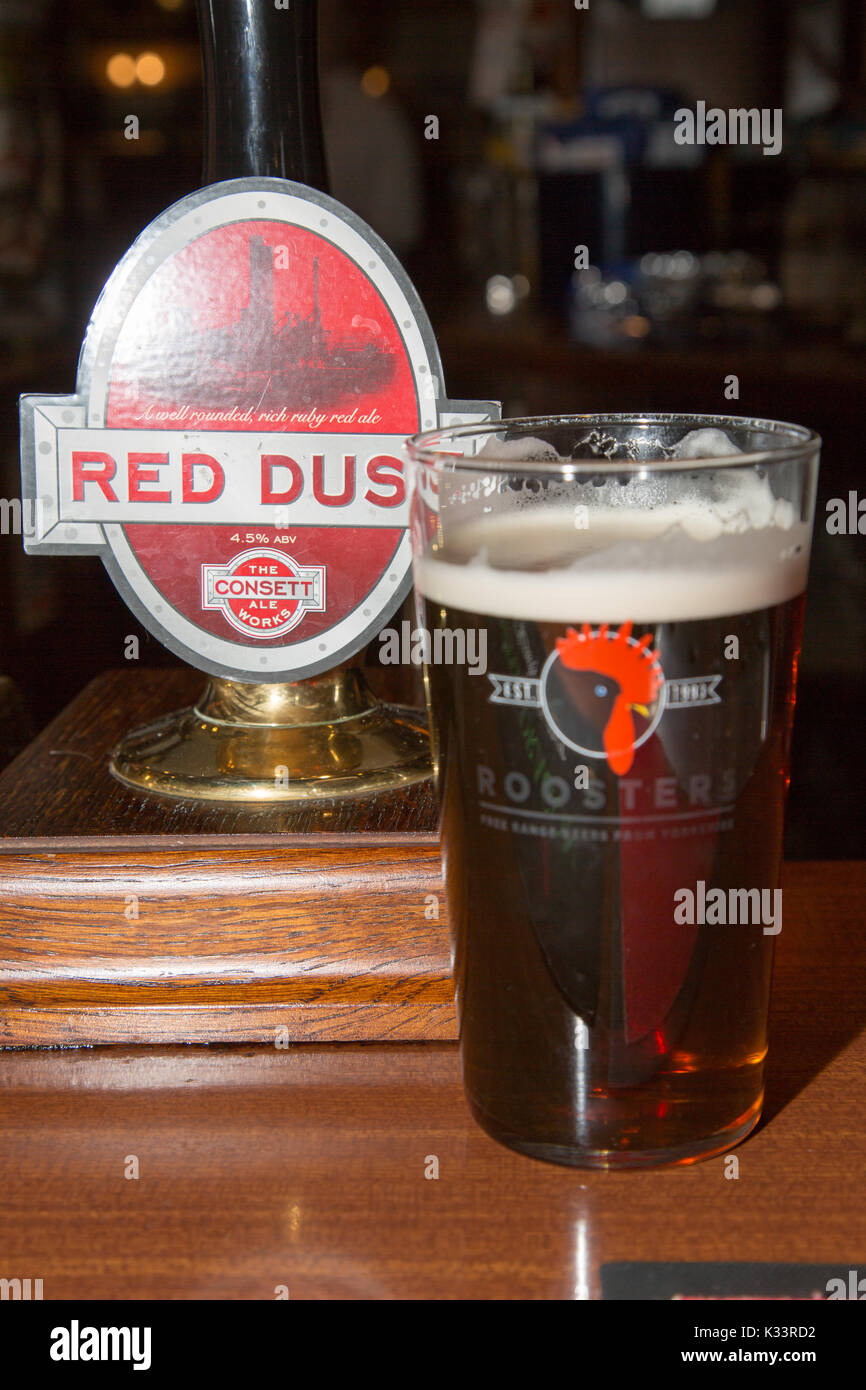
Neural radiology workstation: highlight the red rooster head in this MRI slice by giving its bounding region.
[555,621,663,775]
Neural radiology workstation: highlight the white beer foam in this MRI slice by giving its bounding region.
[670,426,743,459]
[476,434,562,463]
[415,506,810,622]
[470,428,794,536]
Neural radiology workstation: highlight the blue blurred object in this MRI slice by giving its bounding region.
[536,86,696,171]
[534,87,708,319]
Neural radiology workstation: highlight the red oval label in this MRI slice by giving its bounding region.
[19,179,494,681]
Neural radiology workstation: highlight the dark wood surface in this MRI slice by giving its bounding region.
[0,862,862,1300]
[0,670,447,1044]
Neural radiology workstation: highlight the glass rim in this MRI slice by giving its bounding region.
[405,412,821,473]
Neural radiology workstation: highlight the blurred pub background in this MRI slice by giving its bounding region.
[0,0,863,855]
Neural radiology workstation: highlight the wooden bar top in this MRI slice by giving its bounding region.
[0,860,863,1300]
[0,671,448,1045]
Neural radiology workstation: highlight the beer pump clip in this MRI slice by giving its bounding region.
[20,177,497,801]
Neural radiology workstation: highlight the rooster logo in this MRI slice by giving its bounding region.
[540,622,664,775]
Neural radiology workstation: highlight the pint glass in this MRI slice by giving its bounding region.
[406,415,820,1168]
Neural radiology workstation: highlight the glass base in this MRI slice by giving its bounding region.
[468,1094,763,1171]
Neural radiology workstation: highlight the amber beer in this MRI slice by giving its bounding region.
[408,415,820,1168]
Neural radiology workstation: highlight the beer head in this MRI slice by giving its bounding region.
[406,414,819,622]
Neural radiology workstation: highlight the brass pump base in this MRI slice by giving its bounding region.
[109,669,432,803]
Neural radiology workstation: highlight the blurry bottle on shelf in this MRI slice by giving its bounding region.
[780,126,866,345]
[0,0,64,346]
[535,84,710,325]
[457,0,575,317]
[777,0,866,345]
[569,249,781,351]
[0,3,68,720]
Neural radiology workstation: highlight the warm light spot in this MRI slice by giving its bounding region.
[622,315,651,338]
[136,52,166,86]
[156,0,184,10]
[106,53,136,88]
[486,275,516,315]
[361,65,390,99]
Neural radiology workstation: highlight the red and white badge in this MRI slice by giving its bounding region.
[201,548,325,639]
[20,178,497,680]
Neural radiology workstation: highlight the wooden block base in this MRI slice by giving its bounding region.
[0,671,455,1046]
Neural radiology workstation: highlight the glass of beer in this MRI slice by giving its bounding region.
[406,414,820,1169]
